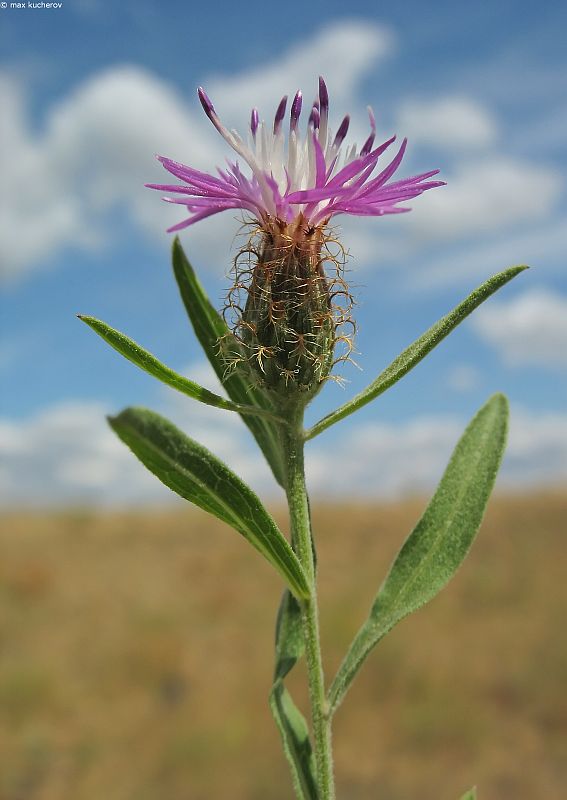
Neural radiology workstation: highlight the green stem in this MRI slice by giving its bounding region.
[283,410,335,800]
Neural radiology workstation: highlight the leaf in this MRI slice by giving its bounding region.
[459,789,477,800]
[270,682,319,800]
[172,237,286,485]
[270,590,318,799]
[108,407,310,599]
[306,266,527,440]
[327,394,509,713]
[78,315,284,422]
[274,589,305,681]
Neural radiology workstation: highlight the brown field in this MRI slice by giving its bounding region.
[0,491,565,800]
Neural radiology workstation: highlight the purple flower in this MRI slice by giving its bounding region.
[147,77,444,233]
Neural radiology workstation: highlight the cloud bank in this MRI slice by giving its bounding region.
[2,18,564,287]
[473,288,567,369]
[0,21,394,282]
[2,371,565,507]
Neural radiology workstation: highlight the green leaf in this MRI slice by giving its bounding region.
[306,266,527,440]
[172,237,286,485]
[108,407,310,599]
[270,590,317,799]
[327,393,509,713]
[459,789,477,800]
[270,682,318,800]
[78,315,284,422]
[274,589,305,681]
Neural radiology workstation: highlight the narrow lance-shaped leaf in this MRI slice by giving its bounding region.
[78,315,284,422]
[306,266,527,440]
[459,788,477,800]
[109,407,310,599]
[328,393,509,713]
[270,683,319,800]
[172,238,287,485]
[274,589,305,682]
[270,590,318,800]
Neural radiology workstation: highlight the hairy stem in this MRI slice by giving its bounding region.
[284,410,335,799]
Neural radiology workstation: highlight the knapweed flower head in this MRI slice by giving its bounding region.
[148,78,444,401]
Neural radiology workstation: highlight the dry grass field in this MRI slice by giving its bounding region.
[0,491,565,800]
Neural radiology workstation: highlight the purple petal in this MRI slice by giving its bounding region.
[167,205,230,233]
[197,87,215,118]
[313,134,327,188]
[326,136,396,190]
[151,82,444,232]
[264,173,287,217]
[356,139,408,198]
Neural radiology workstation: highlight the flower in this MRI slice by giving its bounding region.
[147,77,444,232]
[148,80,444,399]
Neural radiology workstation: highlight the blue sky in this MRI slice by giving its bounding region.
[1,0,566,505]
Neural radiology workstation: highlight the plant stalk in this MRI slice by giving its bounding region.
[283,410,335,799]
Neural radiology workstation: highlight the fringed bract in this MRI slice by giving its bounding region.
[223,216,355,402]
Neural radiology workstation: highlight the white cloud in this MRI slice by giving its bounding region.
[446,363,481,393]
[0,400,162,505]
[0,75,99,279]
[0,20,394,283]
[2,20,562,294]
[307,415,463,497]
[472,288,567,369]
[207,21,395,123]
[335,157,564,282]
[398,96,498,150]
[0,361,279,507]
[306,404,567,498]
[408,215,567,288]
[412,157,563,241]
[2,380,565,506]
[504,407,567,487]
[0,67,220,281]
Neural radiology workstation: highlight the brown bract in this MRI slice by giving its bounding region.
[222,215,356,402]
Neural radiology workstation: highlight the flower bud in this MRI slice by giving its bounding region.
[226,216,349,403]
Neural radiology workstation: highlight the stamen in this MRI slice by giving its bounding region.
[360,134,375,157]
[333,115,350,149]
[290,90,302,131]
[308,105,320,130]
[318,76,329,115]
[274,96,288,134]
[250,108,259,138]
[318,76,329,147]
[154,82,443,232]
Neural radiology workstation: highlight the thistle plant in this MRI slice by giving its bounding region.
[79,78,527,799]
